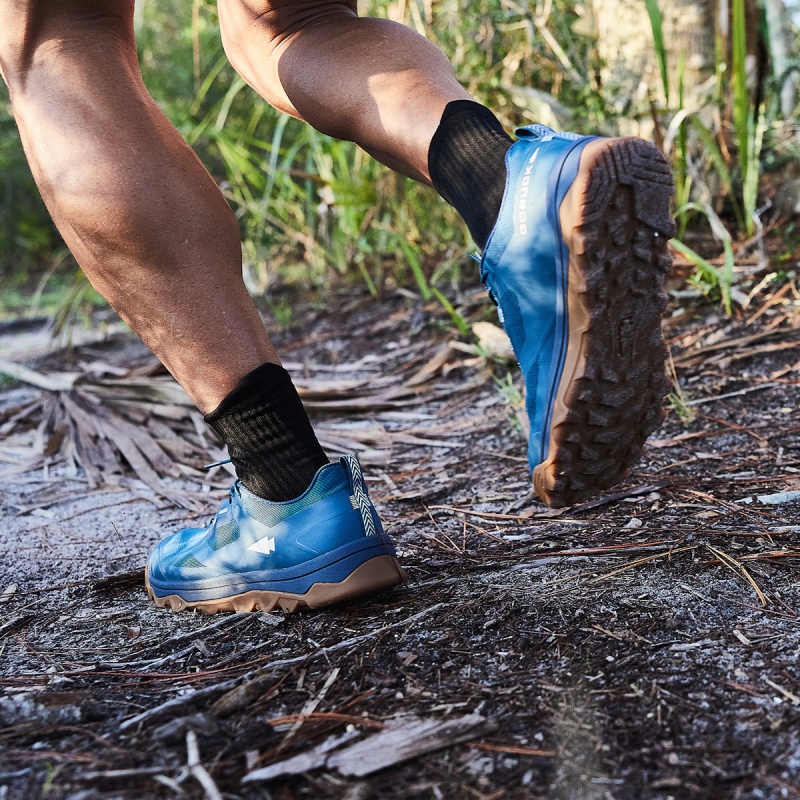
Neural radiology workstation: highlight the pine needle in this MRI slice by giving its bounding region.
[705,544,770,606]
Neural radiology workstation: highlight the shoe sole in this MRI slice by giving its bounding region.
[533,137,675,507]
[145,554,406,614]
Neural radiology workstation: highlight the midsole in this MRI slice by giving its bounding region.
[538,137,594,461]
[148,539,395,602]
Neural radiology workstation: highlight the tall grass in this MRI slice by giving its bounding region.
[643,0,669,106]
[0,101,60,274]
[645,0,779,311]
[0,0,793,317]
[165,0,599,296]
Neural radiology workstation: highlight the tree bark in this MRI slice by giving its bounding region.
[589,0,766,136]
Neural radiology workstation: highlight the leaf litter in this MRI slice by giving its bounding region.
[0,281,799,799]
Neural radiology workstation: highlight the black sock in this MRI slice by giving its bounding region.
[204,363,329,502]
[428,100,514,250]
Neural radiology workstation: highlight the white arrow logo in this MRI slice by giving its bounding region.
[247,536,276,555]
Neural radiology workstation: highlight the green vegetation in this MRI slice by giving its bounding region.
[0,104,59,275]
[150,0,602,297]
[659,4,766,226]
[0,0,797,320]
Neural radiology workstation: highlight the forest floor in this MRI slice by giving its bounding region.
[1,266,799,800]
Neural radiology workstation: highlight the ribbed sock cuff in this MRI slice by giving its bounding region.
[428,100,513,249]
[204,363,329,502]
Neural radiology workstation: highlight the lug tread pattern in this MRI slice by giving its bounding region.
[534,138,676,507]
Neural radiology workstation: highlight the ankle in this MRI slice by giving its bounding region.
[204,363,329,502]
[428,100,513,249]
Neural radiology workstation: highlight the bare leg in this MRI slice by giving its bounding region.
[0,1,278,413]
[0,0,474,414]
[218,0,473,183]
[218,0,676,510]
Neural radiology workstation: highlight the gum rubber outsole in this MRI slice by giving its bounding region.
[533,137,676,508]
[145,555,407,614]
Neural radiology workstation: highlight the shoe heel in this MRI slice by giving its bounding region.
[300,554,407,610]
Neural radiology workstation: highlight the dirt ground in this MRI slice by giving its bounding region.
[1,274,799,800]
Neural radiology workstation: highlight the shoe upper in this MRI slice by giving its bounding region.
[147,455,390,586]
[480,124,598,470]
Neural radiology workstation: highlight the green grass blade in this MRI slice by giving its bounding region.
[400,239,432,300]
[670,237,732,314]
[431,287,471,338]
[643,0,669,105]
[743,104,766,230]
[687,116,746,233]
[732,0,751,233]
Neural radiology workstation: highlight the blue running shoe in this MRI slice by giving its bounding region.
[145,455,405,613]
[481,126,675,507]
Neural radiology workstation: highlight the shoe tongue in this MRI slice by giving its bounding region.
[217,492,236,517]
[515,123,556,140]
[515,124,583,143]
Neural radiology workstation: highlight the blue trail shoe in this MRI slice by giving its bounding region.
[481,125,675,507]
[145,455,405,613]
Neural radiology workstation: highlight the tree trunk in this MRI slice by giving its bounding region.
[588,0,764,137]
[762,0,797,116]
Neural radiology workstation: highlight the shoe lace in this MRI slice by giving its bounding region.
[204,480,241,528]
[199,458,241,521]
[202,457,232,471]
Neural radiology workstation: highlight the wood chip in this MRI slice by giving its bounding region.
[471,322,514,359]
[242,731,360,782]
[0,359,79,391]
[755,490,800,506]
[732,629,752,646]
[243,714,494,783]
[326,714,494,777]
[0,583,18,603]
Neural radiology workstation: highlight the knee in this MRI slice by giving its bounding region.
[0,2,133,94]
[217,0,355,109]
[0,3,39,88]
